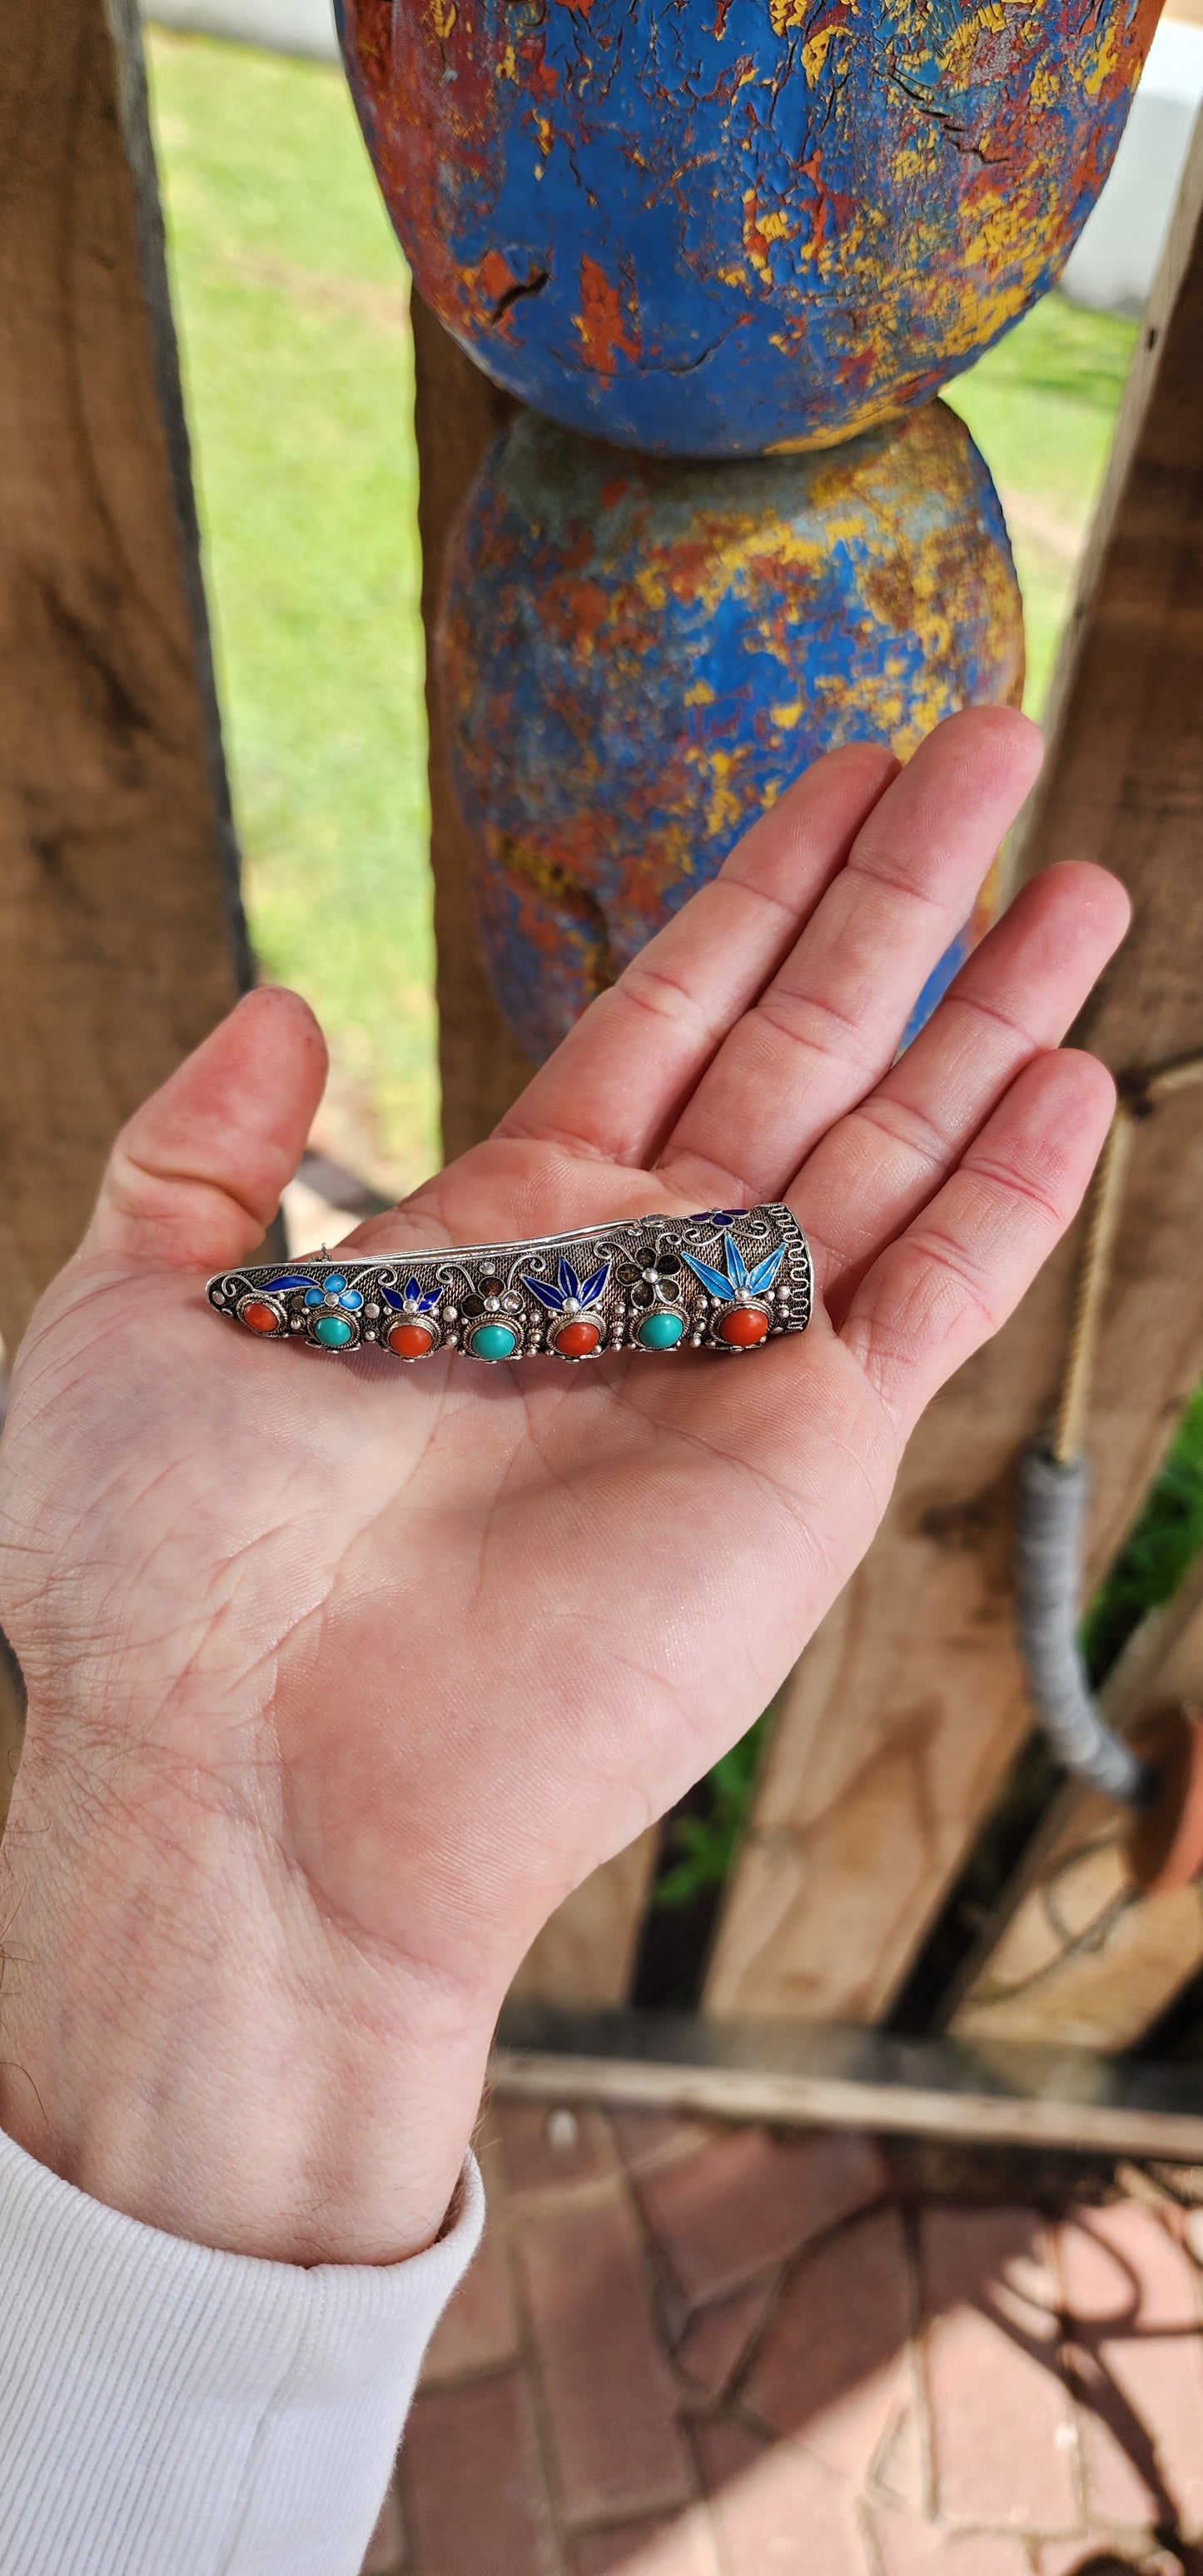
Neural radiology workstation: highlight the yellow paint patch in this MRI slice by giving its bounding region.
[1029,58,1062,107]
[803,23,837,77]
[1084,17,1120,96]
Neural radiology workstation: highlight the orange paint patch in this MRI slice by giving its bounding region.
[475,248,525,322]
[574,256,639,375]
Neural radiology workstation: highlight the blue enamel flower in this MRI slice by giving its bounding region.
[262,1270,363,1312]
[681,1231,785,1302]
[523,1255,609,1314]
[305,1272,362,1312]
[380,1275,442,1315]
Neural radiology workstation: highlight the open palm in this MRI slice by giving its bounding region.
[0,711,1126,2258]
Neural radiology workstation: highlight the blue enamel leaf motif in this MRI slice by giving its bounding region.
[525,1275,566,1311]
[526,1256,610,1311]
[578,1261,610,1306]
[681,1250,738,1300]
[380,1275,441,1313]
[748,1245,786,1295]
[261,1275,321,1294]
[682,1231,784,1302]
[723,1232,750,1290]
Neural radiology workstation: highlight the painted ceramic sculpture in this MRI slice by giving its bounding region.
[440,400,1023,1063]
[337,0,1156,456]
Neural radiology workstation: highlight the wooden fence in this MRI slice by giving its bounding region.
[3,2,1203,2122]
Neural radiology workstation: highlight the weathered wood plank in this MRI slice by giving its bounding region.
[952,1558,1203,2051]
[492,2052,1203,2157]
[494,2001,1203,2157]
[705,121,1203,2028]
[410,294,531,1164]
[703,1254,1076,2023]
[0,1,247,1354]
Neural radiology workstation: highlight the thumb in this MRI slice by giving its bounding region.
[82,988,328,1273]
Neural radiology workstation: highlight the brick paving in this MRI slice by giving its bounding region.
[362,2104,1203,2576]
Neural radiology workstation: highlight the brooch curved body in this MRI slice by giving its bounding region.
[209,1205,813,1365]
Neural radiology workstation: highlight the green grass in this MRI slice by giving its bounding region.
[653,1708,774,1912]
[1083,1388,1203,1684]
[944,296,1137,711]
[147,29,435,1195]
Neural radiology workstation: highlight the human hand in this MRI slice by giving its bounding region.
[0,710,1126,2264]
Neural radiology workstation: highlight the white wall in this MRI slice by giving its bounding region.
[1061,17,1203,315]
[142,0,338,59]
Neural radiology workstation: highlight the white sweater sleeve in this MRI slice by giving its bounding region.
[0,2123,484,2576]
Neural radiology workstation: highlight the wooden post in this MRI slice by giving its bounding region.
[492,2004,1203,2159]
[0,1,248,1355]
[705,122,1203,2029]
[411,296,531,1163]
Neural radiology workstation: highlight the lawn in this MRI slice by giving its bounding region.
[147,28,434,1196]
[147,23,1139,1188]
[942,292,1136,711]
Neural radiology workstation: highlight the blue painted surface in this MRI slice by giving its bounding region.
[339,0,1156,456]
[441,401,1023,1063]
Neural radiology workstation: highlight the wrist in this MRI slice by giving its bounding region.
[0,1744,498,2266]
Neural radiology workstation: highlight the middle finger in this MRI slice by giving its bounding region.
[655,706,1041,1210]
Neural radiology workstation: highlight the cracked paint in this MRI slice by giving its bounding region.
[336,0,1157,455]
[440,400,1023,1062]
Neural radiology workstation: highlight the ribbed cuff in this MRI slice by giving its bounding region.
[0,2122,483,2575]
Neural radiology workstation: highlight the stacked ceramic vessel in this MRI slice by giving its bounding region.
[339,0,1155,1061]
